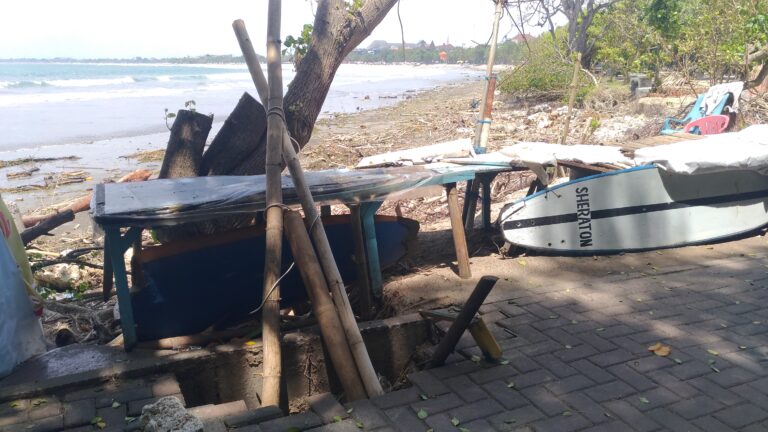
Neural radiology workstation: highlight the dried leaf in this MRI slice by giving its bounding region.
[451,417,460,426]
[417,409,428,419]
[517,259,527,266]
[96,422,107,430]
[654,346,671,357]
[648,343,663,352]
[245,340,257,346]
[707,349,719,356]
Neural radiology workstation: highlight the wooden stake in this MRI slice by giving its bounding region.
[233,19,384,397]
[473,0,504,151]
[430,276,498,367]
[350,204,373,320]
[560,52,582,145]
[446,183,471,279]
[261,0,285,407]
[284,210,367,401]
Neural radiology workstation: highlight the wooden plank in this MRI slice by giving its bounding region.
[445,182,471,279]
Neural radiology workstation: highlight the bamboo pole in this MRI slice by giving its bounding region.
[560,52,582,145]
[233,19,384,397]
[465,0,504,230]
[473,0,504,152]
[284,210,367,401]
[260,0,285,407]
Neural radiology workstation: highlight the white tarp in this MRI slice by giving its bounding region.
[357,139,474,168]
[499,142,634,184]
[635,125,768,175]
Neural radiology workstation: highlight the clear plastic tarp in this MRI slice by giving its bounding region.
[92,167,481,227]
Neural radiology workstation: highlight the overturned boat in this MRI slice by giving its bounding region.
[499,125,768,254]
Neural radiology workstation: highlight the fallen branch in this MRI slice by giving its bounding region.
[21,169,152,228]
[20,210,74,245]
[31,257,103,271]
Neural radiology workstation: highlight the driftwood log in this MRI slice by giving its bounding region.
[159,110,213,178]
[155,110,213,243]
[199,93,267,176]
[20,210,74,245]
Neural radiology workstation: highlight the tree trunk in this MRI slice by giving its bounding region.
[284,0,398,148]
[159,110,212,178]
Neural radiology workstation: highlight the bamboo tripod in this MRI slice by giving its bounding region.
[233,15,382,401]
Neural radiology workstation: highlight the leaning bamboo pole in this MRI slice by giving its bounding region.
[233,19,384,398]
[284,210,367,400]
[260,0,285,407]
[465,0,505,230]
[473,0,504,151]
[560,52,582,145]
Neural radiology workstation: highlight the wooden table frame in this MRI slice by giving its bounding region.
[99,170,495,350]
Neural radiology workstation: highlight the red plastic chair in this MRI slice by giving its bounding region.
[683,114,730,135]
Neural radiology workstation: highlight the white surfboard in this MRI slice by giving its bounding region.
[499,165,768,254]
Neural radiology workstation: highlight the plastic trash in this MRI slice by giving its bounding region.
[0,197,46,378]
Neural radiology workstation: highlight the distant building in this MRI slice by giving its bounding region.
[367,40,391,51]
[511,34,534,44]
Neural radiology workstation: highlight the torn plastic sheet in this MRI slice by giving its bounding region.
[635,125,768,175]
[92,167,478,227]
[356,138,474,168]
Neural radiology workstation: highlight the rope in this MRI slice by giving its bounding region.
[249,212,321,315]
[249,261,295,314]
[267,106,286,122]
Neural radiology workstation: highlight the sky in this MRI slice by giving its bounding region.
[0,0,545,59]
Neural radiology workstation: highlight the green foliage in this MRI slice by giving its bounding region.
[498,36,594,102]
[284,24,314,67]
[592,0,663,79]
[674,0,767,83]
[344,40,525,65]
[646,0,681,40]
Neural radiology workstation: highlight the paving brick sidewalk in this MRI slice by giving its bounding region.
[279,253,768,431]
[4,250,768,431]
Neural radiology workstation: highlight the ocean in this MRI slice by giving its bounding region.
[0,62,480,151]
